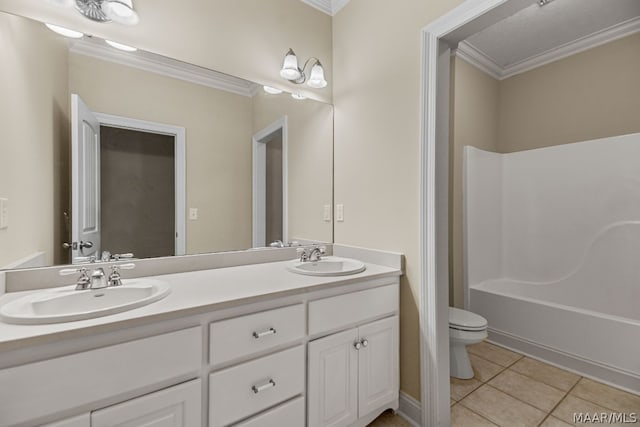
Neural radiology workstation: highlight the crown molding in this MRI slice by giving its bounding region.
[300,0,351,16]
[69,39,255,97]
[455,16,640,80]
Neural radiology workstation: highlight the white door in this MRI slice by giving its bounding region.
[71,94,101,262]
[358,316,399,416]
[42,414,90,427]
[308,328,359,427]
[91,379,201,427]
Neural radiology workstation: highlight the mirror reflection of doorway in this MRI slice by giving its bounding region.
[100,126,175,259]
[252,117,288,248]
[70,94,186,263]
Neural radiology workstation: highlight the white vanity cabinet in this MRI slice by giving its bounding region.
[307,285,400,427]
[91,380,201,427]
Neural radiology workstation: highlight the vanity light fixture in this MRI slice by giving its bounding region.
[263,85,283,95]
[279,48,327,89]
[105,39,137,52]
[49,0,140,25]
[45,23,84,38]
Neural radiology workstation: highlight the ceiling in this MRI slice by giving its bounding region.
[457,0,640,79]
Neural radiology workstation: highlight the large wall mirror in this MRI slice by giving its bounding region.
[0,10,333,270]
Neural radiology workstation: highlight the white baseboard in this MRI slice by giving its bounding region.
[398,392,422,427]
[488,329,640,395]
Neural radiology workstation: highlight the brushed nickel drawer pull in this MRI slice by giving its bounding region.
[252,379,276,394]
[252,327,277,339]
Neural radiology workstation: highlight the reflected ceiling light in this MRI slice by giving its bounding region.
[263,85,283,95]
[279,48,328,89]
[537,0,555,6]
[291,92,306,100]
[45,23,84,38]
[105,39,137,51]
[50,0,139,25]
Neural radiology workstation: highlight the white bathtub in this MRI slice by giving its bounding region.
[469,222,640,393]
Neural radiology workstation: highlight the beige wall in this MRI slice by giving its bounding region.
[498,32,640,152]
[0,14,69,267]
[69,53,254,255]
[0,0,333,103]
[252,90,333,244]
[332,0,463,401]
[449,57,500,308]
[449,32,640,308]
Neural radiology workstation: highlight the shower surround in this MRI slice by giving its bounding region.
[464,132,640,393]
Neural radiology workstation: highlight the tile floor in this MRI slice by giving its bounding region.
[368,341,640,426]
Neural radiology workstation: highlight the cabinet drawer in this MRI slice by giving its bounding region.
[209,304,305,366]
[234,396,305,427]
[209,346,305,427]
[0,327,201,426]
[92,379,201,427]
[308,284,398,335]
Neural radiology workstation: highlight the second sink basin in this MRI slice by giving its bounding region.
[286,256,366,276]
[0,278,171,325]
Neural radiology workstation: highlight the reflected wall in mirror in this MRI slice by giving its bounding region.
[0,11,333,269]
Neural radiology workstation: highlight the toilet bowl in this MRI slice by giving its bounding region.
[449,307,488,379]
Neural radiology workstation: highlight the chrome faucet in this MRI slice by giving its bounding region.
[89,268,108,289]
[308,246,326,262]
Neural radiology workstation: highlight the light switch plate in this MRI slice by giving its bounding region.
[0,198,7,229]
[336,204,344,222]
[189,207,198,220]
[323,204,331,222]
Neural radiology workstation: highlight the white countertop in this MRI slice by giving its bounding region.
[0,258,400,352]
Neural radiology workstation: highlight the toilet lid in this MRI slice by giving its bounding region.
[449,307,487,331]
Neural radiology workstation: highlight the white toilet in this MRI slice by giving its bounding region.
[449,307,488,379]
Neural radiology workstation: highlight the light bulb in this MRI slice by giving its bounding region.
[263,86,283,95]
[280,49,302,80]
[102,0,140,25]
[105,40,137,52]
[45,23,84,38]
[307,62,327,89]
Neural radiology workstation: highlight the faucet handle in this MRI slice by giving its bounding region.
[112,253,134,260]
[59,266,87,276]
[296,247,310,262]
[60,267,91,290]
[116,263,136,270]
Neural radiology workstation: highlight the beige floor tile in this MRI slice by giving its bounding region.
[451,376,483,401]
[489,369,566,412]
[510,357,580,391]
[552,395,627,426]
[368,410,411,426]
[539,416,574,427]
[571,378,640,413]
[460,385,547,427]
[451,404,498,427]
[468,341,523,367]
[469,354,505,382]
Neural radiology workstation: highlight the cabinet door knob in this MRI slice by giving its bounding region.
[361,339,368,348]
[354,341,362,350]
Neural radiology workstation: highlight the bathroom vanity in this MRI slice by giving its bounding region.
[0,252,401,427]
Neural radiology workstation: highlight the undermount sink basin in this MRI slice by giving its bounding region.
[0,278,171,325]
[286,256,366,277]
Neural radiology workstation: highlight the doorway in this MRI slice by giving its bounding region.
[252,117,288,248]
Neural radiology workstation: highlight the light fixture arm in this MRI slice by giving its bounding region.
[291,57,321,84]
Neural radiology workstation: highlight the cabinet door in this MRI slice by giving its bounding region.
[358,316,399,416]
[91,379,201,427]
[42,414,90,427]
[308,328,359,427]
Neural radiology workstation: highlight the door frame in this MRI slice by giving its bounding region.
[419,0,530,425]
[94,113,187,256]
[252,116,288,248]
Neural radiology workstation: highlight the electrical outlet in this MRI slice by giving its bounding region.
[323,204,331,222]
[336,204,344,222]
[189,208,198,220]
[0,198,7,229]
